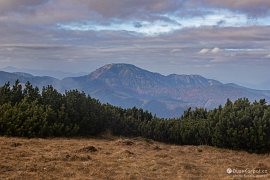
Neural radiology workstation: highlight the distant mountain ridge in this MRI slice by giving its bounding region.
[1,63,270,118]
[0,66,87,79]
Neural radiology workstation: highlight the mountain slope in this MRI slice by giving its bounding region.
[1,64,270,118]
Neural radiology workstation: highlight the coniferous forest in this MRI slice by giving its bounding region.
[0,80,270,153]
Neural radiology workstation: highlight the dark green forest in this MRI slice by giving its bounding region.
[0,80,270,153]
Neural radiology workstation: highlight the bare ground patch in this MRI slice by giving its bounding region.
[0,136,269,179]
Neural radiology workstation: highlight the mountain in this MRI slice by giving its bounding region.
[0,66,87,79]
[1,63,270,118]
[0,71,61,90]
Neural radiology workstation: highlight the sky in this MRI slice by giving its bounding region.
[0,0,270,89]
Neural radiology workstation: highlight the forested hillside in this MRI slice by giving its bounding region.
[0,80,270,153]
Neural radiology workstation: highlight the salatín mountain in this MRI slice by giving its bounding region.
[1,63,270,118]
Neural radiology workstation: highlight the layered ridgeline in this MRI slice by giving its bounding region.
[1,64,270,118]
[0,81,270,153]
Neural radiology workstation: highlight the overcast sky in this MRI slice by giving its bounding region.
[0,0,270,89]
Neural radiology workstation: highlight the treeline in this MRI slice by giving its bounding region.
[0,80,270,153]
[0,80,152,137]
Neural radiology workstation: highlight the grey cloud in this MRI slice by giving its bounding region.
[167,26,270,44]
[0,44,70,50]
[216,20,226,27]
[1,0,270,30]
[190,0,270,16]
[0,0,184,24]
[81,0,182,18]
[78,0,270,18]
[134,22,143,28]
[1,0,270,28]
[0,0,48,14]
[1,25,270,67]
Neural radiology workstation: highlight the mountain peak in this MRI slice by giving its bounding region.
[98,63,137,70]
[88,63,223,88]
[106,63,140,71]
[89,64,113,79]
[89,63,148,80]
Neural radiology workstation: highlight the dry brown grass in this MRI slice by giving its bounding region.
[0,136,269,180]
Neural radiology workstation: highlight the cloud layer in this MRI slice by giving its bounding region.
[0,0,270,89]
[193,0,270,16]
